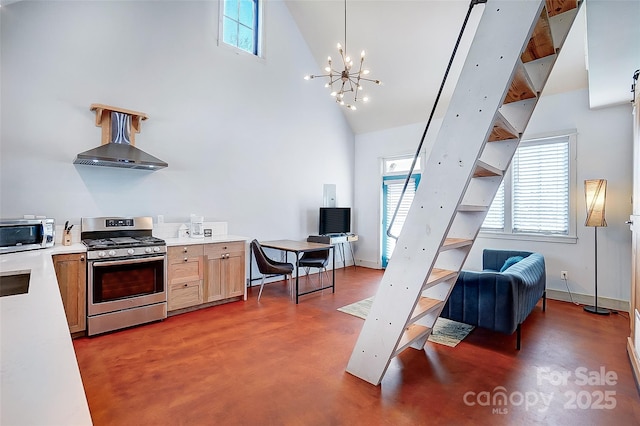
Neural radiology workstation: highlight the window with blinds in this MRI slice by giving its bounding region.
[481,135,571,236]
[513,139,569,234]
[382,175,420,267]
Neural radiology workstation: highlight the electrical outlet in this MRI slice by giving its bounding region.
[561,270,568,280]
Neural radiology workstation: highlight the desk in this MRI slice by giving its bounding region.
[259,240,335,304]
[307,234,358,268]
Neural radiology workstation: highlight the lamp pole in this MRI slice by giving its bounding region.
[584,226,610,315]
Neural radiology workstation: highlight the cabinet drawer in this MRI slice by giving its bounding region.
[204,241,245,258]
[168,280,202,311]
[168,245,203,263]
[168,257,202,283]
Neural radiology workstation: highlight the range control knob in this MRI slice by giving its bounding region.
[153,246,161,252]
[108,250,116,257]
[98,251,107,258]
[127,248,135,255]
[145,247,153,253]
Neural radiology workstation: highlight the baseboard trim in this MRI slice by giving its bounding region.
[355,259,382,269]
[546,289,629,312]
[627,338,640,396]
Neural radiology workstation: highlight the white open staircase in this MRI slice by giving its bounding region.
[346,0,582,386]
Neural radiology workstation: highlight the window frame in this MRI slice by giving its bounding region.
[479,130,577,244]
[380,153,424,267]
[218,0,264,58]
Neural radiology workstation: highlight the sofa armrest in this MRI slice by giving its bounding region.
[501,253,546,324]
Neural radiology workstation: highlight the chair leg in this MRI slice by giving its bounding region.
[289,274,295,300]
[543,291,547,312]
[258,276,266,301]
[516,324,522,350]
[322,267,330,286]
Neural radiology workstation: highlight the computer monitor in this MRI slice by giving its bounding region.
[318,207,351,235]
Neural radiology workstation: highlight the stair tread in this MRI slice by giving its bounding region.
[426,268,458,287]
[504,62,538,104]
[458,204,489,212]
[521,9,555,62]
[489,111,519,142]
[473,160,503,178]
[395,324,432,356]
[409,297,443,323]
[440,238,473,251]
[546,0,579,17]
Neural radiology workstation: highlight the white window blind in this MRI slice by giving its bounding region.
[482,181,505,230]
[383,175,419,265]
[512,139,569,234]
[481,135,572,237]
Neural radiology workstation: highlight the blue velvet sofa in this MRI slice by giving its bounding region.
[440,249,546,349]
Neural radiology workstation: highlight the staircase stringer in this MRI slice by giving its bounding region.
[346,0,549,386]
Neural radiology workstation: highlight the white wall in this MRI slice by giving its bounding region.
[0,0,354,242]
[354,89,634,305]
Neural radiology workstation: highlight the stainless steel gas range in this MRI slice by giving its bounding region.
[81,217,167,336]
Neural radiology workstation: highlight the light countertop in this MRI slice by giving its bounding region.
[164,235,248,246]
[0,245,93,425]
[0,236,247,425]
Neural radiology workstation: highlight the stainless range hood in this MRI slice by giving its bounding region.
[74,104,167,170]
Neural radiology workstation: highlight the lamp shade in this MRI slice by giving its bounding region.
[585,179,607,227]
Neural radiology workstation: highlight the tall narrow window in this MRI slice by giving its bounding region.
[222,0,260,55]
[381,156,421,267]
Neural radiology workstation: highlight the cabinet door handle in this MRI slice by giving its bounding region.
[184,258,188,262]
[183,247,188,253]
[80,256,85,261]
[226,253,230,259]
[184,283,188,287]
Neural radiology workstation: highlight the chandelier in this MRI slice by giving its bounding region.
[303,0,381,111]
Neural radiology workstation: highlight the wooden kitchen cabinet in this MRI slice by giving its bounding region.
[204,242,245,302]
[53,253,86,335]
[167,245,204,311]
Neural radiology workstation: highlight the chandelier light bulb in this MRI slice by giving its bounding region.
[363,97,369,102]
[302,0,381,111]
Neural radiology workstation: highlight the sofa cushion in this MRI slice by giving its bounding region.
[500,256,524,272]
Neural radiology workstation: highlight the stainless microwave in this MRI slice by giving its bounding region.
[0,218,55,254]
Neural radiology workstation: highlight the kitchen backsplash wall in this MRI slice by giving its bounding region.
[0,1,354,242]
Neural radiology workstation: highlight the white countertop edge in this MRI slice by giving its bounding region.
[164,235,249,246]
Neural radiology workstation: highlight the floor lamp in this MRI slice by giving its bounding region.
[584,179,610,315]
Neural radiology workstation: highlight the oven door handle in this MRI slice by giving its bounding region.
[92,256,166,267]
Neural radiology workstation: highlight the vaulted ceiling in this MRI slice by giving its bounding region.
[285,0,639,135]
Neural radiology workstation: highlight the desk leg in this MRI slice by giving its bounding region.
[348,241,356,269]
[249,247,253,289]
[332,245,335,293]
[295,252,300,304]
